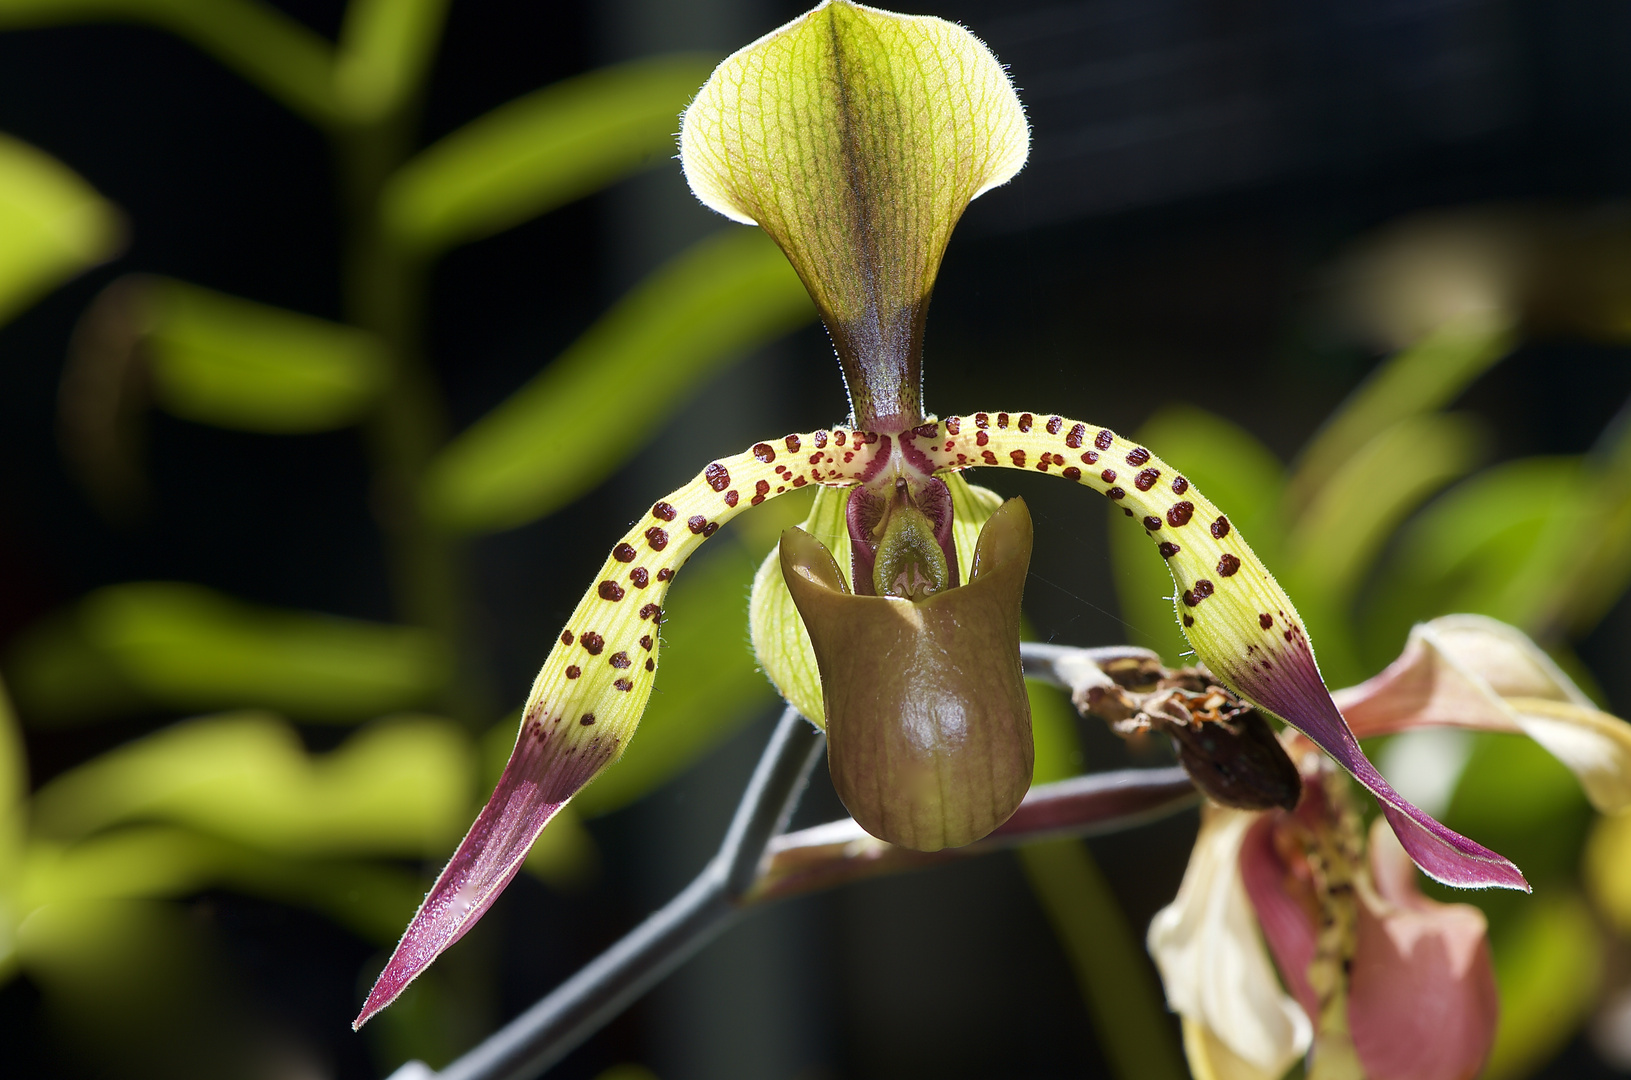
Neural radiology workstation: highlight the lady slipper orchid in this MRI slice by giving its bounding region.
[355,1,1525,1027]
[1150,615,1631,1080]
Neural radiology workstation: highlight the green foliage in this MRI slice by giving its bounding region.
[0,131,120,327]
[423,226,814,533]
[383,55,717,254]
[8,583,450,724]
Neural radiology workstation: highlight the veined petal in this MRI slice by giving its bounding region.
[898,414,1528,891]
[1148,805,1311,1077]
[1334,614,1631,813]
[355,425,888,1027]
[679,1,1027,430]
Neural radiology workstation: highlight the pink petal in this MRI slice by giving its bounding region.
[1348,823,1499,1080]
[1239,810,1320,1022]
[353,716,614,1029]
[1220,626,1528,891]
[1332,633,1520,739]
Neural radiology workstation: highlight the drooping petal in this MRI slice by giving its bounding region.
[899,415,1528,891]
[356,426,887,1027]
[1347,822,1499,1080]
[1148,805,1311,1078]
[1334,614,1631,812]
[780,498,1034,850]
[679,1,1028,430]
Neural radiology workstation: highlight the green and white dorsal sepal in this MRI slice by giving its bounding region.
[355,424,889,1029]
[895,412,1527,893]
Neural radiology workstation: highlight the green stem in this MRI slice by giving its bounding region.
[1017,839,1188,1080]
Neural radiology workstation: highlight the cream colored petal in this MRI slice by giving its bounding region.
[1336,615,1631,813]
[1148,806,1311,1077]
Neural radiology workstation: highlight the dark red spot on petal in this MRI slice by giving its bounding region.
[1095,429,1114,450]
[639,635,653,651]
[581,632,605,655]
[1172,476,1189,495]
[1108,487,1126,500]
[657,568,673,581]
[1167,502,1195,527]
[1143,516,1162,530]
[688,515,707,534]
[785,434,801,452]
[982,450,998,465]
[1082,451,1099,464]
[724,490,739,507]
[580,713,595,726]
[1063,466,1081,481]
[645,527,669,550]
[653,502,676,521]
[610,651,631,669]
[639,604,662,623]
[1211,515,1231,539]
[1217,554,1241,577]
[753,442,775,463]
[566,665,581,679]
[976,430,989,447]
[1135,468,1161,491]
[975,412,990,429]
[703,522,719,536]
[833,430,846,446]
[1159,542,1180,559]
[1066,423,1086,449]
[645,658,655,672]
[1260,613,1274,630]
[1126,447,1151,466]
[1018,413,1033,432]
[1100,469,1117,483]
[1010,449,1027,466]
[598,580,625,601]
[614,543,637,562]
[614,678,633,692]
[630,568,650,588]
[1046,416,1063,435]
[814,430,827,448]
[705,463,730,492]
[946,416,960,435]
[560,629,574,646]
[1183,614,1195,627]
[997,412,1010,428]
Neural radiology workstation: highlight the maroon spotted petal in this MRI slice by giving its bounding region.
[1217,630,1528,892]
[353,726,603,1029]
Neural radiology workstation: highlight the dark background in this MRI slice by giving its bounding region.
[2,1,1631,1077]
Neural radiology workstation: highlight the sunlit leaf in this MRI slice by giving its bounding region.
[1108,405,1286,663]
[0,131,120,326]
[6,583,449,724]
[142,278,389,432]
[334,0,448,123]
[1282,412,1487,686]
[382,54,716,254]
[423,227,814,533]
[32,712,471,854]
[1482,893,1602,1080]
[0,0,341,126]
[1286,317,1510,513]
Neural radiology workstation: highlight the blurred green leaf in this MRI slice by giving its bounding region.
[141,278,389,432]
[0,131,120,327]
[1442,731,1592,885]
[335,0,449,123]
[1018,840,1188,1080]
[0,680,23,869]
[1109,405,1286,663]
[1282,412,1487,686]
[1028,678,1083,785]
[1482,893,1602,1080]
[6,582,450,724]
[1286,317,1511,514]
[423,226,815,534]
[382,54,716,254]
[31,711,471,854]
[1364,457,1584,659]
[0,0,340,126]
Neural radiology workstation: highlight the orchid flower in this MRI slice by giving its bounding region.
[354,1,1525,1028]
[1150,615,1631,1080]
